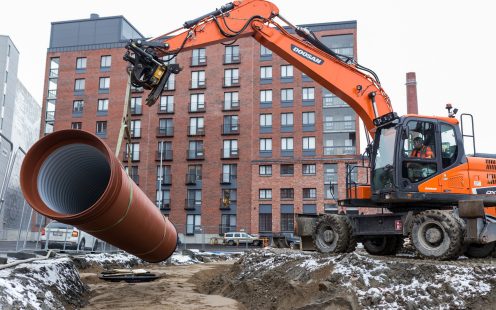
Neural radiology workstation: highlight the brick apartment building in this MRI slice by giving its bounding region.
[41,14,363,241]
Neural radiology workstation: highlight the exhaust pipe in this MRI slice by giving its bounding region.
[20,130,177,262]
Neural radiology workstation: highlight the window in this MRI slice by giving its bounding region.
[303,112,315,125]
[189,117,205,135]
[259,189,272,200]
[281,65,293,78]
[281,138,294,151]
[191,48,206,66]
[191,71,206,88]
[72,100,84,113]
[259,211,272,232]
[156,190,171,210]
[130,120,141,138]
[96,121,107,136]
[281,212,294,232]
[186,214,201,235]
[259,165,272,176]
[303,137,316,150]
[221,214,237,234]
[159,95,174,113]
[260,66,272,80]
[97,99,109,113]
[100,55,111,68]
[130,97,142,115]
[223,115,239,134]
[76,57,86,70]
[281,113,294,126]
[260,45,272,57]
[190,93,205,112]
[260,114,272,127]
[321,34,354,58]
[281,89,294,102]
[224,68,240,87]
[162,54,176,64]
[99,77,110,90]
[303,188,317,199]
[303,164,316,175]
[222,164,237,183]
[187,189,202,206]
[71,122,82,130]
[157,165,172,185]
[221,189,237,208]
[302,87,315,100]
[280,188,294,200]
[224,92,239,110]
[158,118,174,136]
[281,164,294,176]
[164,74,175,90]
[260,90,272,103]
[188,141,204,159]
[157,141,173,160]
[224,45,240,63]
[441,124,458,168]
[187,164,202,183]
[223,139,238,158]
[125,166,139,184]
[259,138,272,151]
[324,164,338,199]
[74,79,85,91]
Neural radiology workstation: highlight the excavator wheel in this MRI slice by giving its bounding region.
[363,236,403,256]
[464,242,496,258]
[342,216,357,253]
[412,210,463,260]
[312,214,350,254]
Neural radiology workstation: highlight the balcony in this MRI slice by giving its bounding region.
[49,69,59,78]
[220,173,237,184]
[47,90,57,99]
[157,173,172,186]
[222,124,240,135]
[130,128,141,139]
[188,126,206,136]
[185,199,201,210]
[220,198,237,210]
[222,100,240,111]
[190,56,207,67]
[189,103,206,113]
[45,111,55,121]
[187,149,205,160]
[323,146,357,156]
[223,77,240,88]
[156,150,173,161]
[190,79,207,90]
[157,200,171,211]
[156,126,174,137]
[224,54,241,64]
[219,225,237,235]
[131,105,142,115]
[323,96,348,108]
[123,151,140,162]
[323,121,356,132]
[221,148,239,159]
[185,173,201,185]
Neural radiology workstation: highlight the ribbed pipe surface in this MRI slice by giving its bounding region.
[20,130,177,262]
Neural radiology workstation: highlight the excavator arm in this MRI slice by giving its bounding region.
[124,0,395,135]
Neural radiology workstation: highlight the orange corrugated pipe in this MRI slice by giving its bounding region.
[20,129,177,262]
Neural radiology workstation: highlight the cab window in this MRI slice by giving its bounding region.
[402,120,437,183]
[440,124,458,168]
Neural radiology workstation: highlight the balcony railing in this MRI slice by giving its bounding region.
[222,100,240,111]
[190,56,207,66]
[188,103,206,113]
[223,77,240,87]
[323,146,357,156]
[187,149,205,160]
[190,79,207,89]
[323,121,356,132]
[220,173,237,184]
[131,105,142,115]
[157,173,172,185]
[323,96,348,108]
[222,124,240,135]
[156,150,173,161]
[224,54,241,64]
[156,126,174,137]
[47,90,57,99]
[188,126,206,136]
[156,200,171,210]
[185,173,201,185]
[49,69,59,78]
[45,111,55,121]
[220,198,237,210]
[130,128,141,138]
[185,199,201,210]
[221,148,239,159]
[123,151,140,162]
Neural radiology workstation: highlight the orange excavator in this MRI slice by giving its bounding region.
[123,0,496,260]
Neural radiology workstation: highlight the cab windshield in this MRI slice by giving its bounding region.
[372,126,397,192]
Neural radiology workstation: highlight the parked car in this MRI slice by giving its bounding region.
[223,232,261,246]
[40,221,98,251]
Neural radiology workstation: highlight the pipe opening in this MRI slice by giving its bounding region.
[37,144,111,215]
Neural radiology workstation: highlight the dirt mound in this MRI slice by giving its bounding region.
[193,249,496,309]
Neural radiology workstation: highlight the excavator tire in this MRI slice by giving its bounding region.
[363,236,403,256]
[342,216,357,253]
[412,210,463,260]
[312,214,350,254]
[464,242,496,258]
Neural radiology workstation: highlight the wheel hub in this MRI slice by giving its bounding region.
[323,229,335,243]
[425,227,443,244]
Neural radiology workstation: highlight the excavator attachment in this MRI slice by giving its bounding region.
[124,40,181,106]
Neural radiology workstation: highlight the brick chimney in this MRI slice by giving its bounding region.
[406,72,418,114]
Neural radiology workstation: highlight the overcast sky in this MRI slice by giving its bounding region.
[1,0,494,152]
